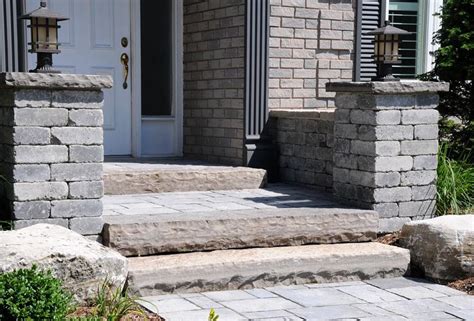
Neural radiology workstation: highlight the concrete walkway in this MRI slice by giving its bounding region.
[138,278,473,321]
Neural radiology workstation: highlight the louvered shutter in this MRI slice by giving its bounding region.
[355,0,383,81]
[0,0,25,72]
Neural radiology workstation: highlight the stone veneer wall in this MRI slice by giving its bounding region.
[0,72,111,238]
[269,0,355,109]
[183,0,246,166]
[327,81,449,233]
[269,109,334,190]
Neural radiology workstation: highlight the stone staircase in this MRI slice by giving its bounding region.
[102,160,410,296]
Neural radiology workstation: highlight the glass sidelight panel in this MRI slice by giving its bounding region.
[140,0,172,116]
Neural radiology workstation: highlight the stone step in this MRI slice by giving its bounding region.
[104,159,267,195]
[127,242,410,296]
[103,207,378,257]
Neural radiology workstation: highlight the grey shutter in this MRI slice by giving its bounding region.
[245,0,270,140]
[355,0,383,81]
[0,0,26,72]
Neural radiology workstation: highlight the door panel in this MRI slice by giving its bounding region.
[26,0,132,155]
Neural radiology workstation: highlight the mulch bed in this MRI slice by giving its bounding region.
[376,232,401,246]
[68,307,164,320]
[448,277,474,295]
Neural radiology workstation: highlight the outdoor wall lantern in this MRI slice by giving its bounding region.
[20,0,69,73]
[367,21,411,81]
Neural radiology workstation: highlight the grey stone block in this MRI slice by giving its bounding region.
[375,95,416,109]
[51,199,103,218]
[333,153,358,169]
[412,185,436,201]
[13,182,68,201]
[351,140,374,156]
[401,110,439,125]
[51,127,103,145]
[401,170,436,186]
[13,164,50,182]
[12,201,50,220]
[374,126,413,140]
[69,109,103,127]
[334,138,350,153]
[350,110,375,125]
[379,217,411,233]
[51,163,102,182]
[401,140,438,156]
[375,156,413,172]
[0,89,52,107]
[374,172,401,187]
[14,108,68,126]
[14,145,68,164]
[416,94,439,108]
[413,155,437,170]
[334,123,358,139]
[69,217,104,235]
[414,125,438,140]
[399,200,436,218]
[375,141,400,156]
[14,218,68,230]
[374,187,412,203]
[69,145,103,163]
[375,110,401,125]
[69,181,104,199]
[12,127,50,145]
[373,203,399,218]
[333,168,350,183]
[52,90,104,108]
[349,170,374,187]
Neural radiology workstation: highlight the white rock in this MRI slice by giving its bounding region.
[400,215,474,281]
[0,224,127,304]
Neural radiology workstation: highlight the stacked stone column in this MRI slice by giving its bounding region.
[327,81,449,232]
[0,72,112,238]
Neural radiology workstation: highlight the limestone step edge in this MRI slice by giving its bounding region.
[103,208,378,257]
[126,242,410,296]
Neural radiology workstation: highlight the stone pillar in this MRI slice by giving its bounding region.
[0,72,112,238]
[326,81,449,233]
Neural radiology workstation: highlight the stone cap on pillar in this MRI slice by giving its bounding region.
[0,72,113,90]
[326,81,449,94]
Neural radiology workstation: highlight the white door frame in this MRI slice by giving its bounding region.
[130,0,183,158]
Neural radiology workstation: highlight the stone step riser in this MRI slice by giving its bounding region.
[127,243,410,296]
[104,169,267,195]
[102,209,378,257]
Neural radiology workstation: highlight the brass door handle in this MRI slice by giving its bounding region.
[120,53,129,89]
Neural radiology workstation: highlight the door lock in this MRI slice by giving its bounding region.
[120,53,129,89]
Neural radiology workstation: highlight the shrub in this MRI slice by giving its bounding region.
[437,143,474,215]
[0,265,74,321]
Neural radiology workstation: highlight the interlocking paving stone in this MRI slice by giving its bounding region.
[338,284,406,303]
[138,298,200,313]
[435,295,474,310]
[365,277,430,289]
[422,283,467,296]
[220,298,302,313]
[375,298,461,316]
[203,290,256,302]
[183,295,223,309]
[158,308,246,321]
[448,309,474,320]
[268,288,364,307]
[305,281,366,288]
[288,305,371,320]
[244,288,279,298]
[242,310,302,320]
[398,311,461,320]
[387,286,447,299]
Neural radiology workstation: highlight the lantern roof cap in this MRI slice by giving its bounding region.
[20,1,69,21]
[367,21,411,35]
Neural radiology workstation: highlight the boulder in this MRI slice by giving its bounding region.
[0,224,128,304]
[400,215,473,281]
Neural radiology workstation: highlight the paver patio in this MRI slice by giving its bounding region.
[138,278,473,321]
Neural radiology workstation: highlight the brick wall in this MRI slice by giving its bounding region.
[183,0,246,166]
[269,0,355,109]
[269,110,334,190]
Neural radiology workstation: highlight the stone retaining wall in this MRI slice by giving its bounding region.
[0,72,111,238]
[269,109,334,190]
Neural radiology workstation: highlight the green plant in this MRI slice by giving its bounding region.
[208,308,219,321]
[437,143,474,215]
[0,265,74,321]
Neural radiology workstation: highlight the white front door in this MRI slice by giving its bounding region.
[26,0,132,155]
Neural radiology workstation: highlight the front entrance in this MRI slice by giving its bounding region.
[25,0,182,157]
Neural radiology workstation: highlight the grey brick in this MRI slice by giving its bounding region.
[379,217,411,233]
[69,217,104,235]
[334,153,358,169]
[52,90,104,109]
[375,95,416,109]
[14,108,68,126]
[69,145,103,163]
[375,156,413,172]
[401,140,438,156]
[69,109,103,127]
[375,110,401,125]
[413,155,437,170]
[415,94,439,109]
[351,140,373,156]
[374,126,413,140]
[374,187,412,202]
[69,181,104,199]
[14,218,68,230]
[373,203,399,218]
[14,145,68,164]
[334,123,358,139]
[12,201,50,220]
[51,163,102,182]
[401,110,439,124]
[374,172,401,187]
[12,127,50,145]
[350,110,375,125]
[12,164,50,182]
[399,200,436,218]
[401,170,436,186]
[333,168,350,183]
[0,89,52,108]
[51,127,103,145]
[51,199,102,218]
[12,182,68,201]
[375,141,400,156]
[349,170,374,187]
[412,185,436,201]
[414,125,438,140]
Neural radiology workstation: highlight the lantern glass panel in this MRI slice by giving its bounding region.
[48,21,58,49]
